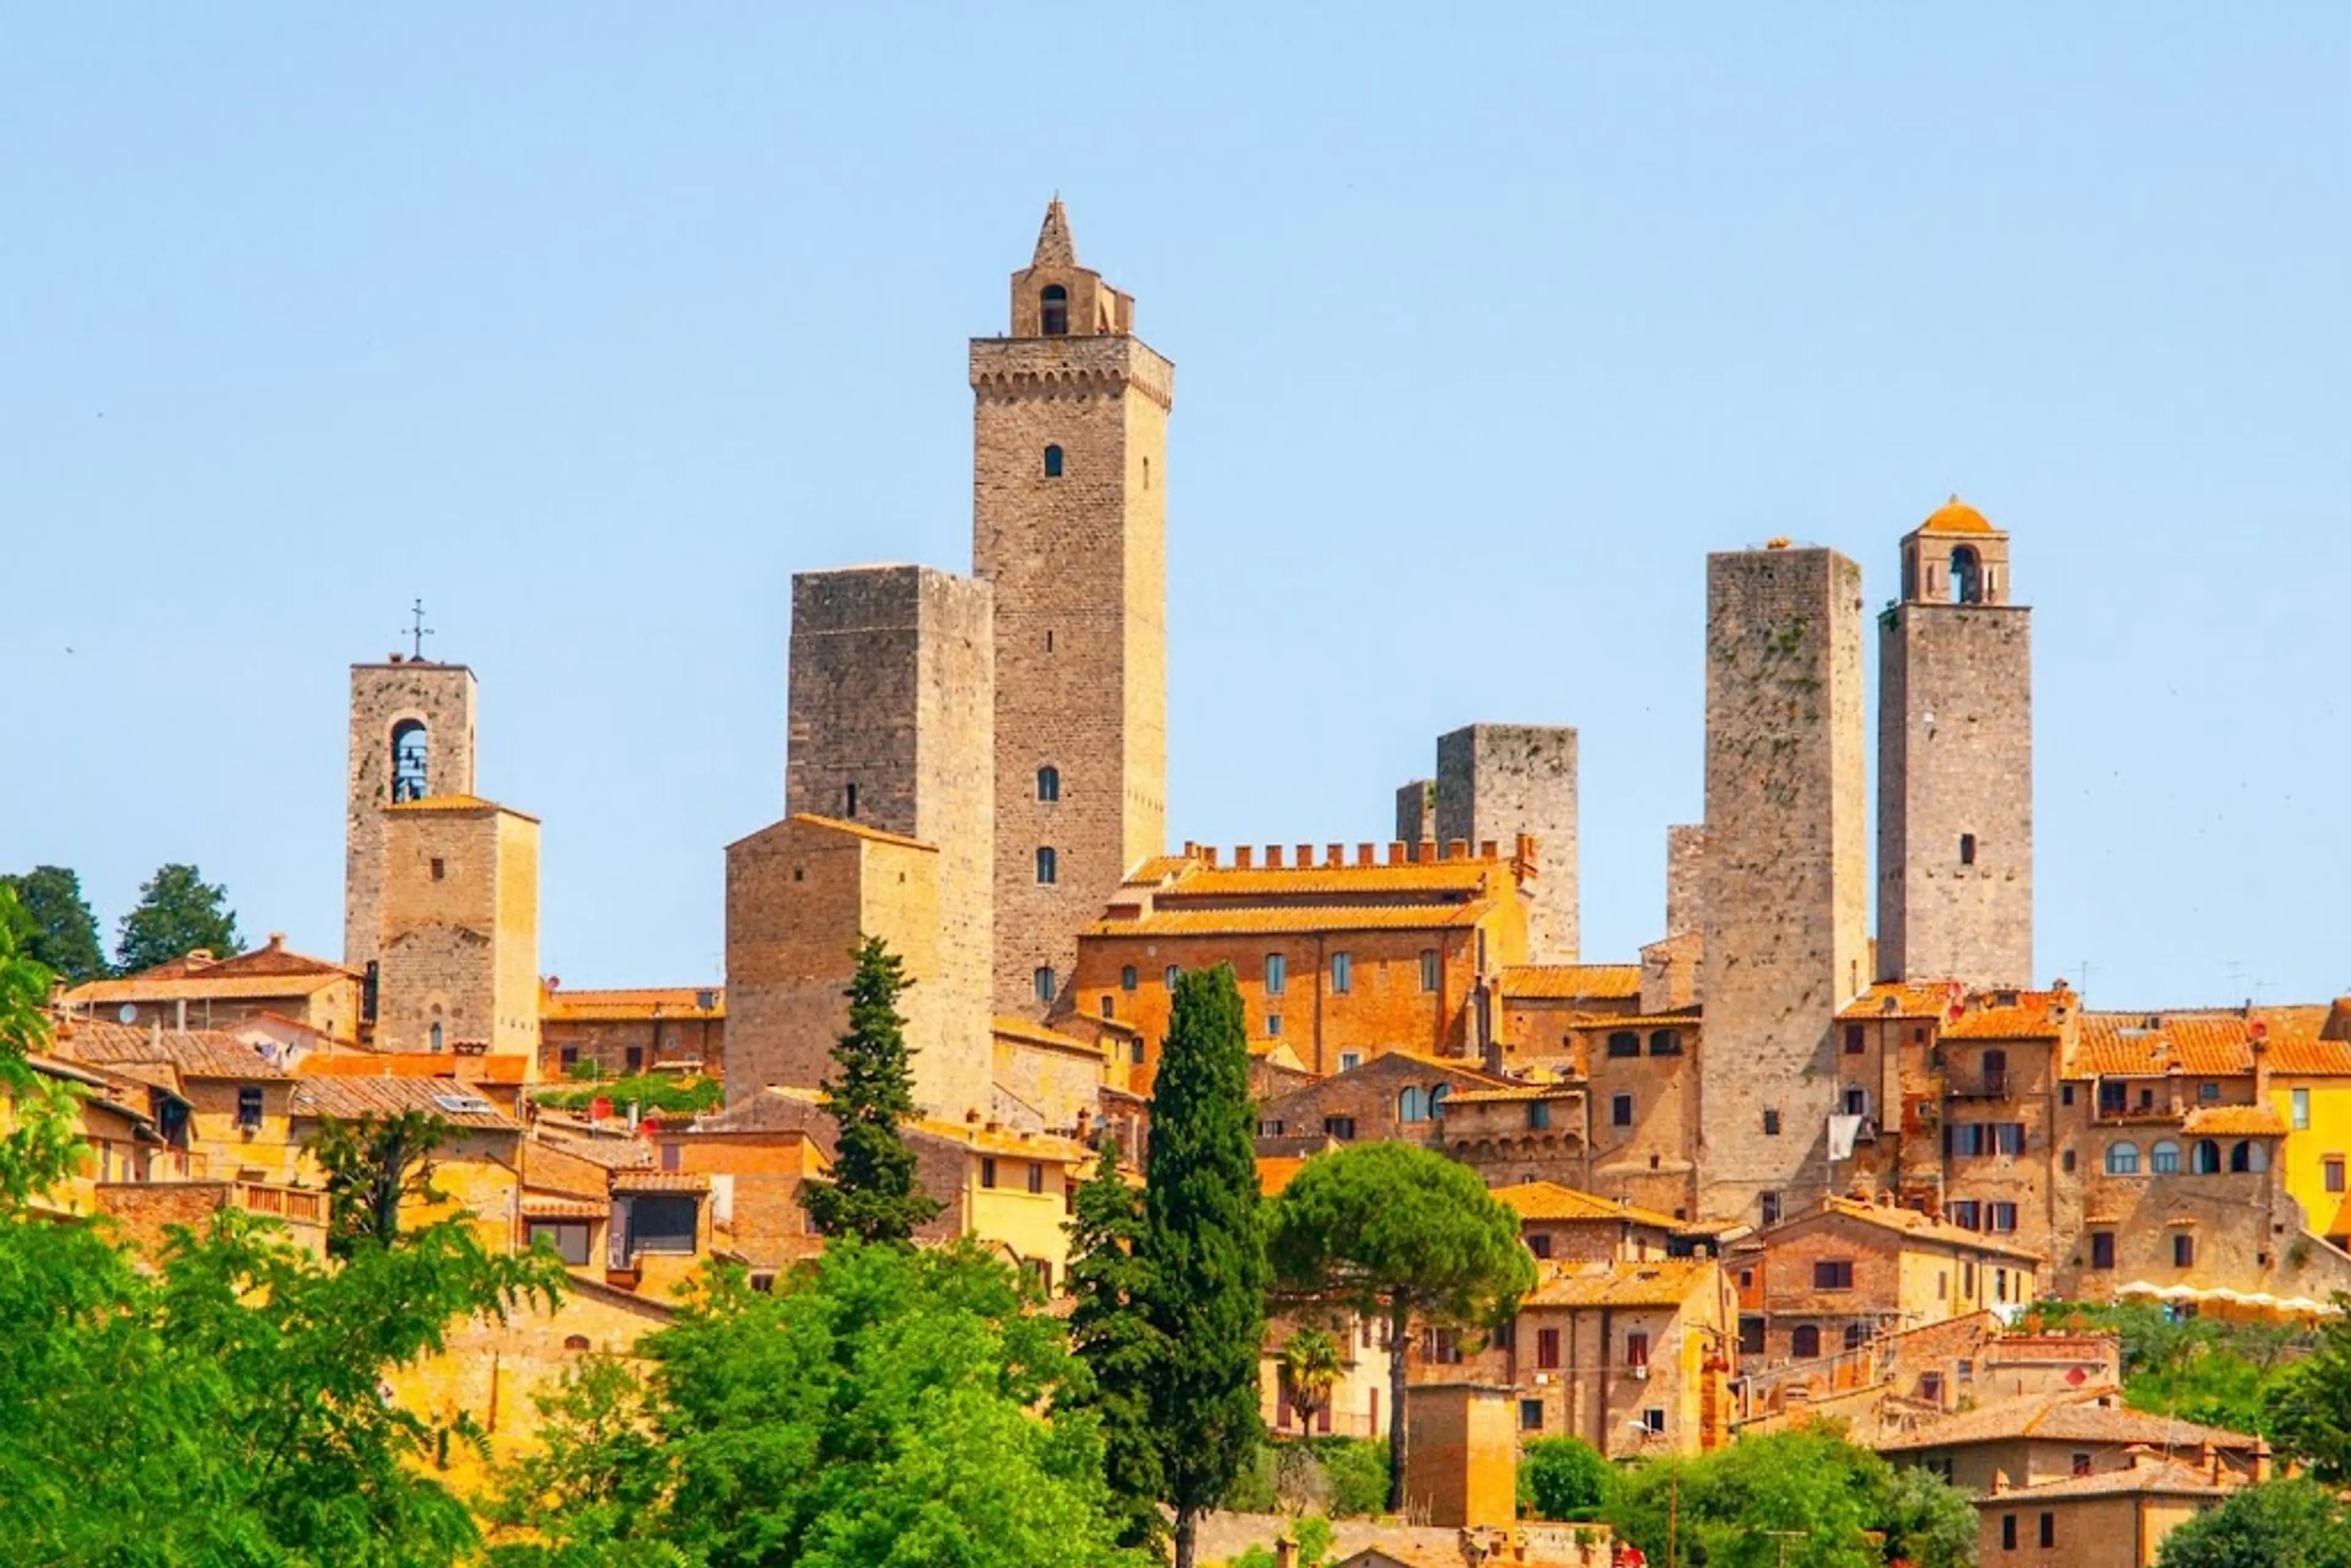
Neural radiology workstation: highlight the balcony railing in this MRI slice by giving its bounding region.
[233,1182,325,1226]
[1947,1072,2011,1100]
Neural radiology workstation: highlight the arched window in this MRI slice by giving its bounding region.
[429,1021,444,1053]
[1040,283,1068,336]
[1649,1029,1683,1057]
[1607,1030,1641,1059]
[2105,1141,2141,1175]
[1951,546,1983,604]
[2151,1140,2181,1174]
[1033,967,1056,1002]
[1792,1324,1821,1359]
[1037,765,1060,802]
[2192,1139,2223,1174]
[1120,965,1138,992]
[2232,1140,2267,1174]
[1430,1084,1451,1116]
[1164,965,1180,990]
[1843,1322,1865,1351]
[563,1334,591,1352]
[391,720,430,803]
[1043,445,1065,478]
[1399,1087,1429,1124]
[1035,846,1057,884]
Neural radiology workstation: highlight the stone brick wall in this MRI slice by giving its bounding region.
[1584,1026,1701,1218]
[783,564,994,1116]
[1698,547,1869,1224]
[1878,601,2034,988]
[1665,823,1707,939]
[1394,779,1433,843]
[1258,1053,1499,1147]
[541,1014,725,1080]
[972,321,1172,1017]
[1435,724,1578,964]
[375,800,539,1062]
[344,661,476,972]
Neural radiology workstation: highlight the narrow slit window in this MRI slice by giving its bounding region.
[1043,445,1064,478]
[1037,766,1060,802]
[1036,846,1057,884]
[1959,833,1978,866]
[844,782,858,818]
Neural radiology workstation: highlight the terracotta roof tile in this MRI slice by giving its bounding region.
[1087,902,1496,937]
[1565,1008,1702,1030]
[519,1194,609,1220]
[1156,858,1505,899]
[1940,991,2072,1040]
[289,1076,518,1130]
[63,972,351,1005]
[1526,1259,1719,1308]
[788,812,934,852]
[386,793,539,822]
[2068,1009,2351,1079]
[991,1015,1103,1056]
[1993,1460,2238,1500]
[1839,981,1964,1021]
[612,1170,710,1195]
[1258,1155,1308,1197]
[537,1132,656,1169]
[53,1021,290,1081]
[1443,1084,1584,1105]
[1771,1195,2042,1263]
[1490,1181,1681,1230]
[1502,964,1643,1002]
[542,986,724,1022]
[2180,1104,2289,1137]
[909,1119,1095,1163]
[1877,1386,2255,1453]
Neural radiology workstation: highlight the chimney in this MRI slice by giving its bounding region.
[266,932,287,952]
[1987,1468,2008,1496]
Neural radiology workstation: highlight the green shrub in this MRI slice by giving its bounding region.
[1310,1438,1388,1519]
[1520,1436,1611,1520]
[533,1073,723,1117]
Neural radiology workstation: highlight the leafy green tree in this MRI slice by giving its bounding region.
[536,1071,725,1116]
[643,1242,1142,1568]
[1264,1140,1535,1510]
[309,1108,452,1257]
[2158,1477,2351,1568]
[1520,1435,1611,1521]
[1223,1515,1334,1568]
[1,865,107,982]
[483,1355,687,1567]
[801,936,943,1244]
[1877,1457,1980,1568]
[1141,965,1269,1568]
[1280,1326,1344,1441]
[114,860,241,974]
[1063,1136,1168,1551]
[2263,1292,2351,1480]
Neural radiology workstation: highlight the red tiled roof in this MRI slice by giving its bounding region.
[288,1076,518,1130]
[1503,964,1643,1002]
[543,986,724,1022]
[1490,1181,1680,1229]
[1768,1195,2042,1264]
[1940,991,2072,1040]
[52,1021,290,1081]
[1839,981,1963,1021]
[2069,1009,2351,1079]
[1877,1386,2256,1453]
[612,1170,710,1195]
[2180,1104,2289,1137]
[1527,1259,1718,1308]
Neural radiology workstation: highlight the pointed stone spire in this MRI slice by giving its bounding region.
[1032,196,1077,268]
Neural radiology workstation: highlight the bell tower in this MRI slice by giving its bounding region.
[345,658,476,973]
[972,200,1172,1015]
[1877,498,2034,989]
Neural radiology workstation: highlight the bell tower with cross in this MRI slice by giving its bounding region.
[343,603,479,973]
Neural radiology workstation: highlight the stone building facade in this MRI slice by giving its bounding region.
[1877,500,2034,989]
[973,200,1171,1016]
[345,659,476,973]
[1433,724,1579,965]
[1697,544,1869,1225]
[374,795,541,1063]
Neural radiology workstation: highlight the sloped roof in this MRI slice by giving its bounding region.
[612,1170,710,1195]
[909,1118,1095,1163]
[1490,1181,1681,1230]
[788,812,933,852]
[992,1015,1103,1057]
[52,1021,290,1081]
[1877,1386,2256,1454]
[1839,981,1962,1021]
[1940,991,2072,1040]
[1526,1259,1719,1309]
[1258,1156,1308,1197]
[536,1131,656,1169]
[288,1075,517,1130]
[543,986,723,1022]
[2180,1104,2289,1137]
[2070,1009,2351,1079]
[1768,1196,2042,1264]
[1994,1459,2238,1500]
[1503,964,1643,1002]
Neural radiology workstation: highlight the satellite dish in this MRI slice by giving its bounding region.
[117,1003,138,1024]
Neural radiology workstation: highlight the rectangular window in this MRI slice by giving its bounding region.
[1120,966,1138,992]
[1607,1032,1643,1059]
[236,1087,264,1130]
[1331,952,1352,994]
[980,1157,999,1189]
[1164,965,1180,989]
[2039,1513,2055,1549]
[2328,1158,2346,1194]
[1528,1101,1551,1131]
[1100,996,1114,1019]
[2199,1082,2220,1103]
[1625,1331,1650,1368]
[1529,1234,1553,1259]
[1324,1116,1356,1139]
[1419,950,1440,993]
[528,1221,593,1266]
[2294,1088,2311,1130]
[1131,1040,1146,1064]
[1258,1119,1284,1137]
[1642,1408,1665,1434]
[559,1045,579,1070]
[1027,1162,1044,1195]
[1266,1014,1283,1037]
[2061,1083,2075,1106]
[626,1196,698,1256]
[2173,1232,2194,1268]
[1844,1023,1865,1054]
[2002,1514,2017,1551]
[626,1045,645,1073]
[1995,1267,2009,1303]
[429,857,446,882]
[1763,1108,1782,1136]
[1739,1316,1766,1355]
[1996,1123,2025,1155]
[1520,1398,1545,1431]
[2099,1081,2128,1116]
[2091,1232,2116,1270]
[1760,1191,1782,1227]
[1536,1328,1561,1370]
[2072,1452,2093,1478]
[1988,1202,2018,1234]
[660,1141,682,1172]
[1963,1261,1976,1298]
[1813,1259,1854,1290]
[1611,1093,1633,1127]
[1339,1052,1361,1073]
[1265,953,1287,996]
[1920,1372,1943,1403]
[1947,1200,1981,1231]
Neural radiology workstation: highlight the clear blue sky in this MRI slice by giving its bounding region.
[6,8,2348,1005]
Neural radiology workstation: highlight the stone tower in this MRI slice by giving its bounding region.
[1434,724,1579,963]
[1877,498,2033,989]
[375,796,541,1064]
[1697,544,1869,1225]
[761,563,996,1117]
[972,199,1172,1015]
[345,661,477,973]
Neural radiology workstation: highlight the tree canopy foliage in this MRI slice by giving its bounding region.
[1265,1139,1535,1509]
[801,936,941,1244]
[114,860,241,974]
[1,864,107,982]
[1519,1435,1611,1521]
[1140,965,1268,1568]
[2262,1292,2351,1482]
[2038,1298,2310,1438]
[2157,1477,2351,1568]
[1063,1136,1167,1551]
[308,1108,452,1257]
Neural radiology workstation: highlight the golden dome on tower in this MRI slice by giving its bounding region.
[1919,495,1995,535]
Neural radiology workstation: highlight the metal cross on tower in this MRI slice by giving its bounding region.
[404,599,435,660]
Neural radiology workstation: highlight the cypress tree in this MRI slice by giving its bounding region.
[1140,965,1267,1568]
[1062,1137,1166,1552]
[801,936,942,1244]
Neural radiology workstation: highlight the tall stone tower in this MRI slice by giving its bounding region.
[375,797,541,1063]
[1434,724,1579,963]
[1697,544,1869,1225]
[972,200,1172,1015]
[1877,498,2033,989]
[345,661,477,973]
